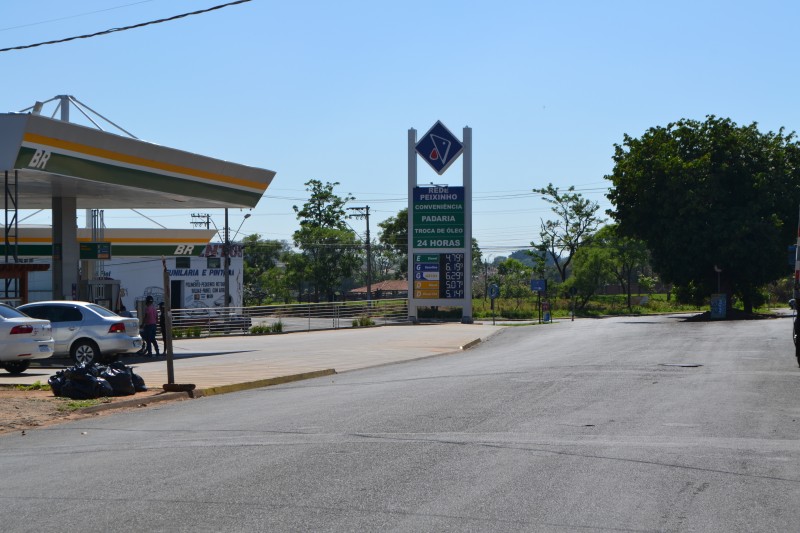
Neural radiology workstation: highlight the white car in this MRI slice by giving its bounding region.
[18,301,142,365]
[0,303,54,375]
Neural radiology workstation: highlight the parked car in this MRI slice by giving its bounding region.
[0,303,54,374]
[18,301,142,365]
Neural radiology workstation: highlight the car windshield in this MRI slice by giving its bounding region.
[0,304,29,319]
[87,304,118,317]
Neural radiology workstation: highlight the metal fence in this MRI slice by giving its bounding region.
[170,298,410,337]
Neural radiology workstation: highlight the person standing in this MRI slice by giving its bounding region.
[142,295,160,356]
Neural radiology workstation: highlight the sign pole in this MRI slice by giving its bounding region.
[161,257,174,385]
[461,126,473,323]
[538,291,541,324]
[407,128,417,322]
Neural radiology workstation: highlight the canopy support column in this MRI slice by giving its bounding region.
[52,196,78,300]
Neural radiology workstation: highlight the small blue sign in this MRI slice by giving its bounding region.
[530,279,547,292]
[415,121,464,175]
[489,283,500,299]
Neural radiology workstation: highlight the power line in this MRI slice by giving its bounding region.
[0,0,252,53]
[0,1,157,32]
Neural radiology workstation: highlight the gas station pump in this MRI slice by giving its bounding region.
[78,279,121,310]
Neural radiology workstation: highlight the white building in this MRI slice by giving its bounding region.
[2,226,244,311]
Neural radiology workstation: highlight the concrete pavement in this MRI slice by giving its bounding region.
[0,323,504,393]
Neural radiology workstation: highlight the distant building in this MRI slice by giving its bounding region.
[348,280,408,300]
[0,226,244,310]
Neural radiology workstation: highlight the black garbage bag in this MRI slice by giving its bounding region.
[51,362,145,398]
[60,374,113,399]
[131,372,147,392]
[105,360,147,392]
[106,361,147,393]
[48,370,66,397]
[99,365,135,396]
[53,364,113,399]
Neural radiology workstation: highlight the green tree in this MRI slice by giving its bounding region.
[241,234,292,305]
[496,258,533,311]
[293,180,361,301]
[566,245,614,311]
[593,224,650,312]
[606,116,800,314]
[532,183,604,282]
[377,208,408,278]
[283,251,310,302]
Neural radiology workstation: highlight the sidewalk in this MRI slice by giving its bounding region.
[0,323,503,392]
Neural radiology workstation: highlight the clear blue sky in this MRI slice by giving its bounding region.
[2,0,798,259]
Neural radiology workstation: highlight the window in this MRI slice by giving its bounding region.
[62,307,83,322]
[22,305,82,322]
[19,306,51,321]
[207,257,221,269]
[175,257,191,269]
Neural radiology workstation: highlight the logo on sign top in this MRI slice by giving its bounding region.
[415,121,464,175]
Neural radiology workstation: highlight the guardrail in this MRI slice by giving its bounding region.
[170,298,410,337]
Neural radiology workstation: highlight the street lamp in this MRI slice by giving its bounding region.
[232,213,251,241]
[224,210,251,309]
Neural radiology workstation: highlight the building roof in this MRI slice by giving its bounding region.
[349,280,408,293]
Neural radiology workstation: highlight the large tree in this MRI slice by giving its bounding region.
[592,224,650,312]
[241,234,292,305]
[566,244,614,311]
[606,116,800,313]
[532,183,604,282]
[377,207,408,279]
[293,180,361,301]
[496,257,533,311]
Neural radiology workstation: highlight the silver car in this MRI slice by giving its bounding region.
[0,303,54,374]
[18,301,142,365]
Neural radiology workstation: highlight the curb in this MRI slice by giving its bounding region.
[196,369,337,397]
[459,338,482,350]
[80,391,193,414]
[78,369,337,414]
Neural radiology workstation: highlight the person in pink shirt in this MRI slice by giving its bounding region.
[142,295,160,356]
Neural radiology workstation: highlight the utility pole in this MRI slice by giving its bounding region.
[224,208,230,308]
[190,213,211,230]
[348,206,372,303]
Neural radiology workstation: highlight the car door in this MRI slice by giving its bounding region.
[57,305,84,355]
[24,305,84,356]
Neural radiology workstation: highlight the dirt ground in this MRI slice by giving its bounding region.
[0,386,186,435]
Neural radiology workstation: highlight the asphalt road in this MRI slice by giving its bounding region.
[2,314,799,532]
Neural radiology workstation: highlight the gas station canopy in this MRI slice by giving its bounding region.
[0,105,276,301]
[0,112,275,209]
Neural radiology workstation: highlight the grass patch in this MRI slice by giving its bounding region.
[56,398,103,412]
[13,381,51,391]
[471,295,706,320]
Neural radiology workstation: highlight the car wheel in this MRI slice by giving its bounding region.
[2,361,31,375]
[71,340,101,366]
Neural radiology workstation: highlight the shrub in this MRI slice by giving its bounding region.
[250,320,283,335]
[352,315,375,327]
